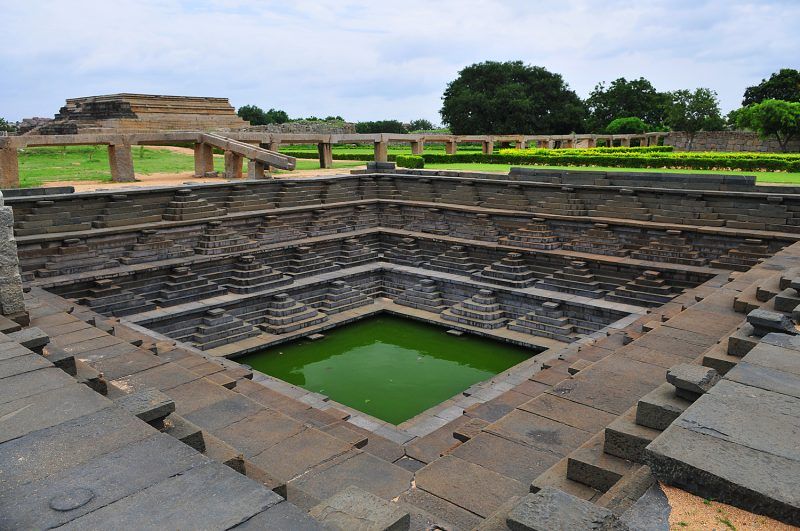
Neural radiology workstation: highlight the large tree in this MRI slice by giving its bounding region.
[665,88,724,149]
[737,99,800,152]
[440,61,586,135]
[743,69,800,106]
[585,77,669,132]
[236,105,289,125]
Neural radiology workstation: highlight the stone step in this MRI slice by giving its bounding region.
[566,432,635,492]
[74,359,107,395]
[530,458,601,502]
[603,408,661,463]
[595,464,656,516]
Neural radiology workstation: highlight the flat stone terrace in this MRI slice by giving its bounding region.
[3,168,800,529]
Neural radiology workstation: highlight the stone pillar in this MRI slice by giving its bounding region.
[517,140,527,150]
[247,160,270,179]
[482,140,494,155]
[374,141,388,163]
[0,191,27,325]
[108,143,135,182]
[224,150,244,179]
[0,148,19,189]
[410,140,424,155]
[639,137,649,147]
[445,140,457,155]
[194,142,215,177]
[620,137,631,147]
[318,143,334,168]
[586,138,597,148]
[267,141,281,152]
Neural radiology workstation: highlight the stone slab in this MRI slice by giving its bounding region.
[234,501,324,530]
[506,487,620,531]
[519,393,617,433]
[309,485,410,531]
[666,363,720,395]
[114,387,176,422]
[183,394,265,432]
[486,409,592,457]
[397,487,482,531]
[214,408,305,458]
[249,427,353,482]
[0,366,73,404]
[451,432,560,485]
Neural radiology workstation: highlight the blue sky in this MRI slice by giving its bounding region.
[1,0,798,123]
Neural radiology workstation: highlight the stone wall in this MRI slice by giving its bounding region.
[665,130,800,152]
[0,191,26,319]
[244,121,356,135]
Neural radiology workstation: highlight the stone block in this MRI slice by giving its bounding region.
[309,485,410,531]
[7,326,49,352]
[665,364,720,399]
[747,309,797,337]
[115,388,176,423]
[506,488,622,531]
[42,344,76,375]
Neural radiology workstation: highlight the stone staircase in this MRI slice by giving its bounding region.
[471,252,537,288]
[427,245,478,276]
[120,229,194,265]
[153,267,227,308]
[630,230,706,266]
[224,255,292,294]
[499,217,560,250]
[562,223,629,257]
[93,193,163,228]
[508,302,579,343]
[258,293,328,335]
[441,290,507,329]
[35,238,119,278]
[162,189,226,221]
[394,279,446,314]
[606,270,676,307]
[537,260,605,299]
[194,221,258,256]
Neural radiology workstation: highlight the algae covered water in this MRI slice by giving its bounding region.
[239,315,533,424]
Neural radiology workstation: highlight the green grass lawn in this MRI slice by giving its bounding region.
[14,145,800,187]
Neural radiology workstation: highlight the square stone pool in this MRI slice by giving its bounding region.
[238,315,534,424]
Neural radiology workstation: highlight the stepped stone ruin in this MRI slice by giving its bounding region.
[2,163,800,529]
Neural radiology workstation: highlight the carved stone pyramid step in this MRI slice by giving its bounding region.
[395,279,446,313]
[441,289,507,329]
[194,221,259,255]
[630,230,706,266]
[259,293,327,334]
[351,204,380,231]
[78,278,156,316]
[507,301,579,342]
[566,432,635,492]
[153,266,226,307]
[223,184,275,212]
[375,177,399,199]
[396,178,436,201]
[710,239,772,271]
[537,261,605,299]
[605,270,676,307]
[314,280,372,314]
[442,180,480,205]
[383,237,425,267]
[408,207,449,235]
[120,229,194,265]
[15,200,93,235]
[500,218,560,250]
[284,246,339,278]
[322,180,355,203]
[336,238,379,267]
[274,181,324,207]
[162,188,226,221]
[481,183,530,210]
[36,238,120,278]
[562,223,628,257]
[471,252,536,288]
[93,194,163,227]
[428,245,478,275]
[188,308,260,350]
[380,203,404,228]
[534,187,588,216]
[255,214,308,244]
[589,191,652,221]
[226,255,292,294]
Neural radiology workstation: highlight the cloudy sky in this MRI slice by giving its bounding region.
[1,0,798,123]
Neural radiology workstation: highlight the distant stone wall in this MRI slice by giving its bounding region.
[244,121,356,135]
[665,131,800,152]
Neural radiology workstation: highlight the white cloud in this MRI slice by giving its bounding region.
[1,0,797,122]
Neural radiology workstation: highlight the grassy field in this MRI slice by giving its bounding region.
[13,145,800,187]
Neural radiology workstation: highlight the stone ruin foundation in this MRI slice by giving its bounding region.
[1,166,799,529]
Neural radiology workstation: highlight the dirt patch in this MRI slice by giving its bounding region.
[662,483,796,530]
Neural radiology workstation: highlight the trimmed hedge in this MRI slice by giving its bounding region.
[396,155,424,169]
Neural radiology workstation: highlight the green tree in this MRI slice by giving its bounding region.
[264,108,289,124]
[742,69,800,106]
[236,105,289,125]
[0,117,16,132]
[586,77,668,132]
[736,99,800,152]
[408,119,434,131]
[355,120,407,134]
[665,88,724,149]
[440,61,586,135]
[605,117,648,134]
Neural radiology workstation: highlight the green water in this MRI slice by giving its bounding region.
[239,315,533,425]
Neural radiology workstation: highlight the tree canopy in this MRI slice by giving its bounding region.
[742,69,800,106]
[665,88,724,147]
[605,117,648,134]
[439,61,586,135]
[737,99,800,151]
[236,105,289,125]
[0,118,16,132]
[586,77,668,132]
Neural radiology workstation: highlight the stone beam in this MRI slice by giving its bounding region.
[0,147,20,188]
[0,191,27,324]
[318,143,334,168]
[108,143,136,182]
[194,143,215,177]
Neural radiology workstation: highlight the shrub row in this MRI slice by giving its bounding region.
[395,155,424,169]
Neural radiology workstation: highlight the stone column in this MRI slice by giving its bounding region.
[247,160,270,179]
[267,141,281,152]
[482,140,494,155]
[0,191,27,325]
[194,142,215,177]
[374,141,388,163]
[445,140,457,155]
[0,147,19,189]
[108,143,135,182]
[224,150,243,179]
[586,137,597,148]
[517,140,527,150]
[318,143,334,168]
[410,140,424,155]
[620,137,631,147]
